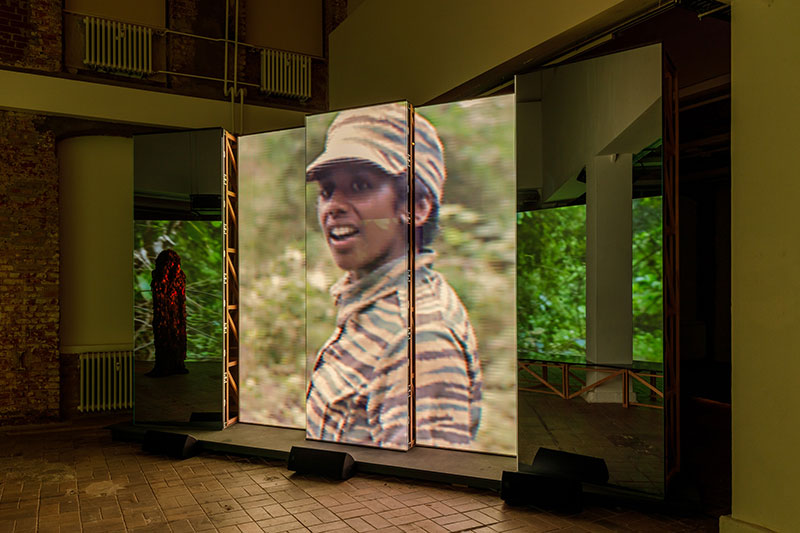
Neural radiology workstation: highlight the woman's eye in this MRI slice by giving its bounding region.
[352,180,371,193]
[319,186,332,199]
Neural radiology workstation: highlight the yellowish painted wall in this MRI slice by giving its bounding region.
[59,137,134,353]
[328,0,630,109]
[245,0,323,57]
[65,0,165,27]
[0,70,305,134]
[727,1,800,531]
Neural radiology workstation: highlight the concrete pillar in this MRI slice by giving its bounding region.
[584,153,632,403]
[58,136,134,354]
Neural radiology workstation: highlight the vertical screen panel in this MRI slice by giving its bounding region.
[415,96,517,455]
[239,128,306,428]
[305,102,411,450]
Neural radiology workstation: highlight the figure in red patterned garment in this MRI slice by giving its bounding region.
[146,249,189,377]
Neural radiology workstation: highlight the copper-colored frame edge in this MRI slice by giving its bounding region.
[224,130,240,428]
[407,104,416,448]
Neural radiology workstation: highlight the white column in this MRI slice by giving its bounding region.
[59,136,133,353]
[584,153,632,403]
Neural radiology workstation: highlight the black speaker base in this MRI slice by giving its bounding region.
[501,471,582,513]
[142,430,198,459]
[531,448,609,485]
[288,446,355,480]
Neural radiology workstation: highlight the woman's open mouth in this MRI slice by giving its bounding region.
[328,224,360,243]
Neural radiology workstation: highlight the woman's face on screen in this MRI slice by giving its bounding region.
[315,161,407,279]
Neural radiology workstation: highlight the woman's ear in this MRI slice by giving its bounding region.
[414,194,434,227]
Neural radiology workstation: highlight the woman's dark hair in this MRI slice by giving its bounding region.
[393,178,439,249]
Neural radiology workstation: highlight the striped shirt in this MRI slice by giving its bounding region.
[306,252,482,451]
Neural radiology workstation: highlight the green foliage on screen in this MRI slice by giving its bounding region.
[632,196,663,362]
[517,206,587,361]
[133,220,223,361]
[238,129,307,428]
[517,196,663,363]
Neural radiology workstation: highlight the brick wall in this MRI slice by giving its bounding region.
[0,0,61,71]
[0,111,60,424]
[167,0,241,97]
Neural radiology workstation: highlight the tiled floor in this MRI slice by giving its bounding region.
[0,420,720,532]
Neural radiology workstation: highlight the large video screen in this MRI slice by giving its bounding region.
[238,97,516,454]
[303,98,516,454]
[305,102,412,450]
[414,96,516,455]
[239,128,306,428]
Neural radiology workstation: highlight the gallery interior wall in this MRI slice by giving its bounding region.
[328,0,640,109]
[725,1,800,531]
[59,136,134,356]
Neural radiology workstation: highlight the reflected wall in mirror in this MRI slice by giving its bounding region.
[133,129,225,428]
[516,44,665,495]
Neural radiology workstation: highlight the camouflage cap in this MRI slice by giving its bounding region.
[306,102,446,205]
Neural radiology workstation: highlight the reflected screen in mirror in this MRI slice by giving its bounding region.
[133,220,224,423]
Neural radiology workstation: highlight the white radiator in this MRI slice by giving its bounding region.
[78,351,134,412]
[83,16,153,75]
[260,49,312,100]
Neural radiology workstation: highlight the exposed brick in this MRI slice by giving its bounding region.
[0,110,60,424]
[0,0,61,71]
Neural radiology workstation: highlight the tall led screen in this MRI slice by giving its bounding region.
[305,102,412,450]
[239,128,306,428]
[304,97,516,454]
[415,95,516,455]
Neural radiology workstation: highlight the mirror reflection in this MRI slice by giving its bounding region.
[133,129,225,428]
[516,44,665,495]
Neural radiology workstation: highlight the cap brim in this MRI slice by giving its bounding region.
[306,141,406,181]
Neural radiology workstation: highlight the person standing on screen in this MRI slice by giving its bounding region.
[146,249,189,377]
[306,104,482,449]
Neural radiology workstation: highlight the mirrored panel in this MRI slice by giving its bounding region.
[133,129,225,428]
[415,96,516,454]
[516,44,665,494]
[305,102,412,450]
[239,128,307,428]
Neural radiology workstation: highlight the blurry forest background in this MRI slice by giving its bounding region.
[305,97,517,455]
[516,196,663,363]
[239,129,307,429]
[133,220,223,362]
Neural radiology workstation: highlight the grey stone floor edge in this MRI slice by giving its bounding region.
[110,421,516,491]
